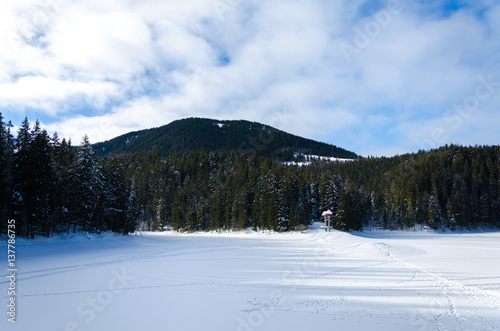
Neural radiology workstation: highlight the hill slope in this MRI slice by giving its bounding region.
[92,118,357,160]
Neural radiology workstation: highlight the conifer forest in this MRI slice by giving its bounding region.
[1,114,499,237]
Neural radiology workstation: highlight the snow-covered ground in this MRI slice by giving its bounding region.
[2,225,500,330]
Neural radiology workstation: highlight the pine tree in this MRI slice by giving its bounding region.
[277,170,291,231]
[29,122,54,236]
[297,185,311,226]
[172,188,185,231]
[0,113,7,214]
[71,135,103,232]
[124,182,139,234]
[0,113,14,228]
[261,164,278,230]
[51,137,76,233]
[319,171,341,217]
[0,114,14,231]
[211,186,224,230]
[334,186,364,231]
[335,187,349,231]
[100,157,131,232]
[308,182,320,222]
[237,187,249,229]
[13,118,33,237]
[427,194,441,230]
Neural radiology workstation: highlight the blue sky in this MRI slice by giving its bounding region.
[1,0,499,156]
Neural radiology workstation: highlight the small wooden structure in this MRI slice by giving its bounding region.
[321,210,333,232]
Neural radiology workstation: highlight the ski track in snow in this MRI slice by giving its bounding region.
[234,230,500,331]
[371,241,500,331]
[372,241,500,309]
[1,227,500,330]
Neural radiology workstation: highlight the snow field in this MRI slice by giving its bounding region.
[1,226,500,330]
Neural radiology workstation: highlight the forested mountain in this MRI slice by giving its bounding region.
[1,113,499,238]
[92,118,358,160]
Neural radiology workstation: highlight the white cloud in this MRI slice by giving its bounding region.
[0,76,119,114]
[1,0,500,156]
[48,10,155,77]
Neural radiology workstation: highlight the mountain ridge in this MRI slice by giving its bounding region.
[92,117,358,160]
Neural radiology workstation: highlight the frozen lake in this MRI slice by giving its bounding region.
[2,226,500,330]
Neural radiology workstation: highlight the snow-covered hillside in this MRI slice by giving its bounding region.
[2,227,500,330]
[285,154,355,166]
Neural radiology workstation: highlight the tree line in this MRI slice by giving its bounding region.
[122,149,372,232]
[330,145,500,230]
[108,146,500,232]
[1,114,499,237]
[0,115,137,238]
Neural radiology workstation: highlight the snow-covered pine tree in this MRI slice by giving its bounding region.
[319,171,341,220]
[308,181,319,222]
[100,157,130,232]
[262,163,278,230]
[71,135,103,232]
[277,169,290,231]
[334,186,364,231]
[51,137,76,233]
[29,122,54,236]
[0,114,14,230]
[124,182,139,234]
[0,113,7,211]
[427,193,441,230]
[334,186,349,231]
[13,118,33,237]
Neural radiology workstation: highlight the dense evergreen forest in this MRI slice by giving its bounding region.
[119,145,500,232]
[1,114,499,237]
[0,115,138,238]
[326,146,500,230]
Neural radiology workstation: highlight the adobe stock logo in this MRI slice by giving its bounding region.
[64,265,134,331]
[8,0,76,53]
[339,0,403,64]
[415,74,500,151]
[213,0,243,21]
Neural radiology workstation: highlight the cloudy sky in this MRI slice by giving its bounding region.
[1,0,499,156]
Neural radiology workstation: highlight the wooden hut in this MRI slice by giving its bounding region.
[321,210,333,231]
